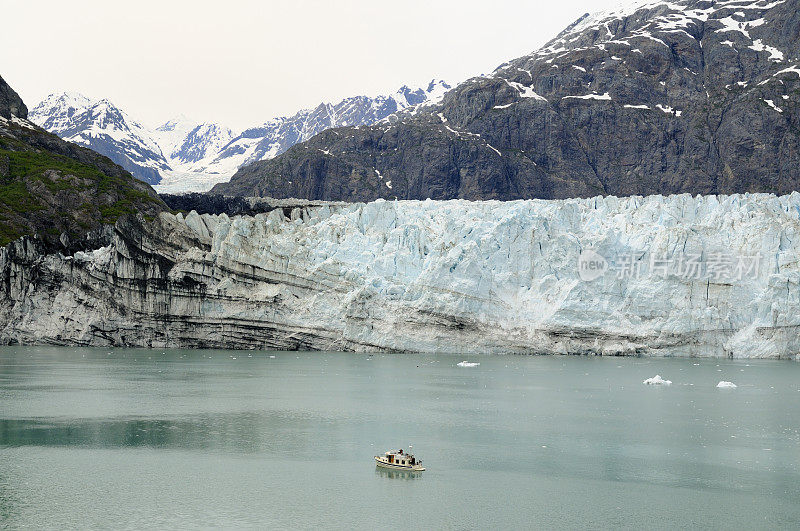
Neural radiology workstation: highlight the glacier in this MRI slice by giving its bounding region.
[2,193,800,358]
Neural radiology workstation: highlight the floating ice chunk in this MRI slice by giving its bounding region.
[643,375,672,385]
[457,361,480,367]
[716,381,737,388]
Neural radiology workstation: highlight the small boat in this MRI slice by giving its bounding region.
[374,449,425,471]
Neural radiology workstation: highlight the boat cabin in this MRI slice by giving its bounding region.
[385,449,417,466]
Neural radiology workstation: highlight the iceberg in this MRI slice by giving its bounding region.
[457,361,480,367]
[643,375,672,385]
[716,381,737,388]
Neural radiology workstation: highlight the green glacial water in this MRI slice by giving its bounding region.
[1,346,800,529]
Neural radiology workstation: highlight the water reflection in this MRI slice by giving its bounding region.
[0,411,335,455]
[375,466,423,480]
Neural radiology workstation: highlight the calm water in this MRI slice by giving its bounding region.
[1,347,800,529]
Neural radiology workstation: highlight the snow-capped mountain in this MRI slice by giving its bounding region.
[170,123,235,166]
[30,80,451,192]
[149,116,235,168]
[156,80,452,192]
[29,93,171,185]
[150,115,199,159]
[214,0,800,201]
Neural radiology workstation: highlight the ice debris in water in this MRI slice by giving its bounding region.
[716,381,737,389]
[457,361,480,367]
[643,375,672,385]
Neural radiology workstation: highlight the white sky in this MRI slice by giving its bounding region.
[1,0,609,130]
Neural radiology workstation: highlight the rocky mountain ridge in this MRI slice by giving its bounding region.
[29,93,172,186]
[212,0,800,201]
[29,80,451,191]
[0,77,27,120]
[205,81,452,172]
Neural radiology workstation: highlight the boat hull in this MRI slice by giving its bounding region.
[374,457,425,471]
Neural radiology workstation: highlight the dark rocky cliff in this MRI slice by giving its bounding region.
[0,76,165,251]
[0,75,28,121]
[213,0,800,201]
[159,192,345,217]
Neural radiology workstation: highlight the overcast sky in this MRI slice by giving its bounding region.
[2,0,609,130]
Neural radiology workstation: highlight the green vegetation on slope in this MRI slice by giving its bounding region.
[0,130,163,248]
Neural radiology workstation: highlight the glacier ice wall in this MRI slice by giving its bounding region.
[3,193,800,358]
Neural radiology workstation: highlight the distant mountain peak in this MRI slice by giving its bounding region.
[155,80,452,192]
[30,79,451,191]
[39,91,91,108]
[155,114,195,130]
[30,94,170,185]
